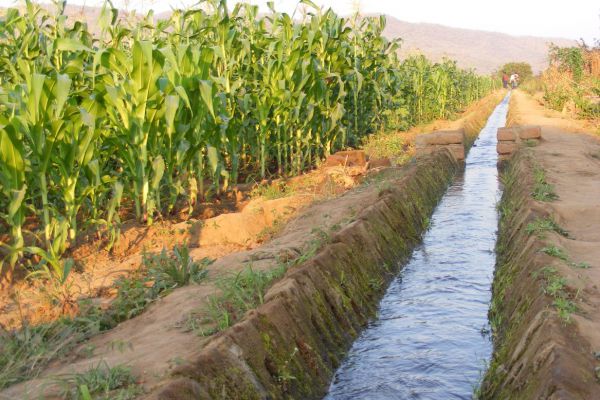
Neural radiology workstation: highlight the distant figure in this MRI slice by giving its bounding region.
[502,73,509,88]
[509,73,518,89]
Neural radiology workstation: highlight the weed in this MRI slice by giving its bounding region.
[544,275,567,297]
[195,225,334,336]
[532,166,559,201]
[26,254,77,314]
[526,217,568,238]
[0,317,98,389]
[570,261,591,269]
[53,361,140,400]
[276,347,299,387]
[99,275,155,330]
[256,217,284,243]
[0,244,207,388]
[144,245,211,290]
[553,297,577,323]
[523,139,538,147]
[368,277,384,291]
[202,264,288,334]
[532,266,558,279]
[361,131,408,161]
[251,181,294,200]
[539,268,578,324]
[540,246,569,261]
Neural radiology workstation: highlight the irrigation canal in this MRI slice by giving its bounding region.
[325,94,511,399]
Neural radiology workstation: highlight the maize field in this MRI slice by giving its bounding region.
[0,0,496,270]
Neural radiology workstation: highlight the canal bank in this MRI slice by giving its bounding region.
[325,94,510,399]
[480,91,600,399]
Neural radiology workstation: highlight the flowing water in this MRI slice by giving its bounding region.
[325,94,510,400]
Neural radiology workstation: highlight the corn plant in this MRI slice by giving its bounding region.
[0,0,497,271]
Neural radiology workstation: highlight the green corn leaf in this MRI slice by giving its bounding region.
[151,155,165,190]
[8,187,26,221]
[53,74,72,118]
[199,80,215,120]
[55,38,90,52]
[207,145,219,174]
[165,95,179,134]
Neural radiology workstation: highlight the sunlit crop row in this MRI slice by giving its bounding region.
[0,0,496,269]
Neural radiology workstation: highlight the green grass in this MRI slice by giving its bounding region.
[525,217,569,238]
[552,297,578,323]
[361,131,409,163]
[544,275,567,297]
[197,227,332,335]
[0,318,98,389]
[0,245,209,389]
[569,261,591,269]
[540,245,569,261]
[539,245,592,270]
[532,265,558,279]
[251,181,295,200]
[202,264,288,335]
[144,245,212,290]
[538,268,578,324]
[532,166,559,201]
[53,362,140,400]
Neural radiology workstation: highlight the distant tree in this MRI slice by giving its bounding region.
[499,62,533,81]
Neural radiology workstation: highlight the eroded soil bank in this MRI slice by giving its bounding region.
[481,91,600,399]
[151,150,459,399]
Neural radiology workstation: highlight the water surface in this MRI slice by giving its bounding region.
[325,94,510,400]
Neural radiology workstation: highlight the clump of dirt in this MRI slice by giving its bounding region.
[481,95,600,398]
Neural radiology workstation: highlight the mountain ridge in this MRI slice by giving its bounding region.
[380,15,577,73]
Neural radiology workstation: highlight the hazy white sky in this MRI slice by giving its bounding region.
[2,0,598,43]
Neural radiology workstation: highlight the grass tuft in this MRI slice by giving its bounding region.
[0,244,208,389]
[53,361,140,400]
[526,217,568,238]
[540,246,569,261]
[531,166,559,201]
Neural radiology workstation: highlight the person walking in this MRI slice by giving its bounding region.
[502,73,509,88]
[509,73,517,89]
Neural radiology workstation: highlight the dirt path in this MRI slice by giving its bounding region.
[482,90,600,398]
[513,89,600,356]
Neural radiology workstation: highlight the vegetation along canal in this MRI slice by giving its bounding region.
[325,94,511,399]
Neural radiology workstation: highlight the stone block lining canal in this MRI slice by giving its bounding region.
[325,94,511,399]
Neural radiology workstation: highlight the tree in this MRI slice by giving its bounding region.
[499,62,533,81]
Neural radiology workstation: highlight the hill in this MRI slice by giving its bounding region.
[381,16,577,74]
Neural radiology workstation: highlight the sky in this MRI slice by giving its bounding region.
[1,0,599,43]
